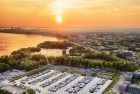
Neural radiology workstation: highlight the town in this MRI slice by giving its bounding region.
[0,28,140,94]
[0,0,140,94]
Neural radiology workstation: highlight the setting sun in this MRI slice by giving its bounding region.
[0,0,140,28]
[0,0,140,94]
[53,0,66,24]
[56,15,63,23]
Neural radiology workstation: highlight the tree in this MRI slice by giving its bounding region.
[31,54,46,62]
[25,89,35,94]
[19,59,39,70]
[0,56,10,64]
[37,41,74,49]
[62,50,66,56]
[0,63,11,72]
[0,89,12,94]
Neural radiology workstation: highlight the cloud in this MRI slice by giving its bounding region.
[0,0,139,14]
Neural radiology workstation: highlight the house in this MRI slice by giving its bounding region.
[127,84,140,94]
[135,48,140,51]
[118,81,130,91]
[124,73,133,81]
[118,50,135,61]
[136,60,140,65]
[132,71,140,79]
[118,71,140,94]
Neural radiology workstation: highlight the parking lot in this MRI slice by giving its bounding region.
[15,69,112,94]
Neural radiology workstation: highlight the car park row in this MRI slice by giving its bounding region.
[49,74,79,92]
[28,71,59,85]
[66,76,93,93]
[15,69,112,94]
[40,73,68,88]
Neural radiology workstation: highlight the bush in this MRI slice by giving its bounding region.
[31,54,46,62]
[19,59,39,70]
[0,63,11,72]
[0,89,12,94]
[37,41,74,49]
[84,52,118,61]
[48,56,138,71]
[24,89,35,94]
[69,46,92,56]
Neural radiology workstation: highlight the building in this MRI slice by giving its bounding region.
[118,71,140,94]
[118,50,135,61]
[135,60,140,65]
[124,73,133,81]
[132,71,140,79]
[118,81,130,91]
[127,84,140,94]
[135,48,140,51]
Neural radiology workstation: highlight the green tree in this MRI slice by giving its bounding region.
[62,50,66,56]
[0,89,12,94]
[25,89,35,94]
[31,54,46,62]
[19,59,39,70]
[0,63,11,72]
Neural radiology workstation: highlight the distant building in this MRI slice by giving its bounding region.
[118,81,140,94]
[118,71,140,94]
[118,81,130,91]
[135,48,140,51]
[132,71,140,79]
[118,50,135,61]
[136,60,140,65]
[127,84,140,94]
[97,46,106,51]
[124,73,133,81]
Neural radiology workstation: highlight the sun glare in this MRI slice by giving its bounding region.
[52,0,68,24]
[56,15,63,23]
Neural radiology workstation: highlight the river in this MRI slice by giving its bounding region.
[0,33,62,56]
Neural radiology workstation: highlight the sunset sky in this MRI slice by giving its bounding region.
[0,0,140,28]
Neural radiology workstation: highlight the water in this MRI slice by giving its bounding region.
[34,49,62,57]
[0,33,61,56]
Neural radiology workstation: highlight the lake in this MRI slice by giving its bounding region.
[0,33,62,56]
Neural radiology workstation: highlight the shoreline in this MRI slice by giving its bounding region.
[0,32,61,56]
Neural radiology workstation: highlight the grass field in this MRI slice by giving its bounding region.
[101,71,121,94]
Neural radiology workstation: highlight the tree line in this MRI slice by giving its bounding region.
[0,46,139,73]
[0,89,12,94]
[0,47,46,72]
[37,41,74,49]
[49,56,138,71]
[69,46,92,56]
